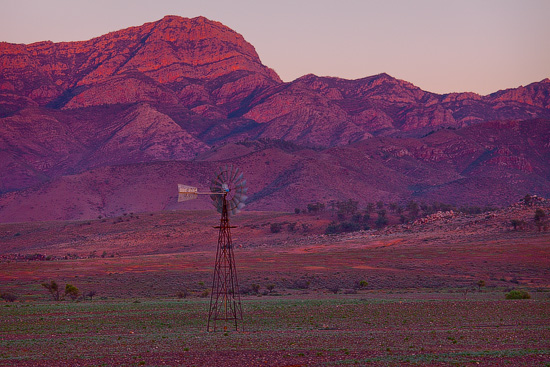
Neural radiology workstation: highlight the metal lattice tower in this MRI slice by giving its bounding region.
[178,164,247,332]
[208,193,243,331]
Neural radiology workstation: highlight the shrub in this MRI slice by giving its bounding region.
[270,223,282,233]
[200,289,210,298]
[325,221,361,234]
[307,202,325,213]
[266,284,275,293]
[176,290,188,299]
[340,221,361,232]
[325,222,340,235]
[0,292,17,302]
[375,215,388,228]
[327,285,340,294]
[287,222,297,232]
[358,280,368,288]
[292,279,310,290]
[251,283,260,294]
[65,284,80,301]
[505,289,531,299]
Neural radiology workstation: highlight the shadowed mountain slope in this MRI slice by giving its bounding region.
[1,119,548,222]
[0,16,549,222]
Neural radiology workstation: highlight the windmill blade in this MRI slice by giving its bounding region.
[234,172,243,183]
[223,164,230,182]
[212,174,224,185]
[235,187,247,196]
[230,167,240,183]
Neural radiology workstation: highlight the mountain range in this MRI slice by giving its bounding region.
[1,15,549,222]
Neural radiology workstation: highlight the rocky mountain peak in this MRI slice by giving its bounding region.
[0,16,281,109]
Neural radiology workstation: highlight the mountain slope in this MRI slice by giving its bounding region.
[238,74,550,144]
[1,119,548,222]
[0,16,549,222]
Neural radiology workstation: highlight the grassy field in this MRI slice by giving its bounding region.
[1,294,549,366]
[2,206,549,366]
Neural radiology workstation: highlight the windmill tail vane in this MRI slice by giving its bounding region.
[177,184,198,202]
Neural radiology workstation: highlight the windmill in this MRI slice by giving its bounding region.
[178,165,248,331]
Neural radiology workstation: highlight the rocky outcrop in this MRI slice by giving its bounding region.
[0,16,281,111]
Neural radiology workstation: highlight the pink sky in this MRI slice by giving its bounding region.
[1,0,549,95]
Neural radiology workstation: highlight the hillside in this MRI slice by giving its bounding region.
[0,119,548,222]
[1,15,549,222]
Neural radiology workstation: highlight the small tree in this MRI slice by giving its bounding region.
[523,194,532,206]
[407,200,420,218]
[251,283,260,294]
[336,199,358,220]
[510,219,524,231]
[41,280,60,301]
[534,208,546,227]
[376,210,388,228]
[266,284,275,293]
[366,203,375,213]
[65,284,80,301]
[476,280,485,291]
[85,290,97,301]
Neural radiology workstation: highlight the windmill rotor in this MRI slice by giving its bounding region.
[177,165,248,215]
[209,164,248,215]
